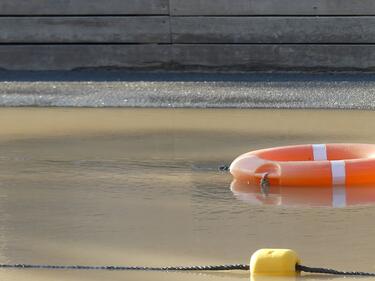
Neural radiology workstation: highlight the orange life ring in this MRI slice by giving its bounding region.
[230,143,375,186]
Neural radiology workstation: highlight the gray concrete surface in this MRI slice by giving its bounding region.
[0,45,171,71]
[172,45,375,71]
[0,17,170,43]
[0,0,168,15]
[2,0,375,71]
[2,44,375,71]
[170,0,375,15]
[172,17,375,43]
[1,71,375,109]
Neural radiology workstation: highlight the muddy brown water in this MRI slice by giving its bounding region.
[0,108,375,281]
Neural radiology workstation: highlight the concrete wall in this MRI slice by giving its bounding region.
[1,0,375,71]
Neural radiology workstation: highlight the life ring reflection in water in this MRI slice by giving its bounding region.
[230,179,375,207]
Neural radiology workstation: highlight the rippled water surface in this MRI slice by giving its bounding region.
[0,108,375,281]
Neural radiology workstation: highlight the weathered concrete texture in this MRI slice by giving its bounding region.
[0,45,171,71]
[1,44,375,71]
[0,17,170,43]
[1,72,375,109]
[172,17,375,43]
[0,0,169,15]
[172,45,375,71]
[4,16,372,44]
[170,0,375,15]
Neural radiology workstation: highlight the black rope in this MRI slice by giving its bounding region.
[0,263,249,271]
[297,264,375,276]
[260,172,270,195]
[218,164,230,171]
[2,262,375,276]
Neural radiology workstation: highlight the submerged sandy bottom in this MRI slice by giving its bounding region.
[0,108,375,281]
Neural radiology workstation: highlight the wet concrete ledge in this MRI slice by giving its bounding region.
[1,71,375,109]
